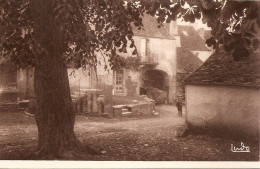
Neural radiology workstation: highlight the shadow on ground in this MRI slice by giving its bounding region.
[0,105,259,160]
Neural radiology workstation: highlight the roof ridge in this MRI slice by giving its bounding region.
[184,50,260,88]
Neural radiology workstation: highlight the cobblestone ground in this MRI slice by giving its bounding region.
[0,105,259,161]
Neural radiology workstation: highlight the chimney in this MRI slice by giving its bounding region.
[198,28,205,38]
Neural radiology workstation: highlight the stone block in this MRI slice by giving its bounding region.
[122,111,132,117]
[113,105,126,117]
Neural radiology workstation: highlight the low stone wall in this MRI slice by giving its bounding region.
[112,96,155,117]
[128,102,155,116]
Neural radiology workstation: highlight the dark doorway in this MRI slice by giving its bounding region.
[141,69,169,95]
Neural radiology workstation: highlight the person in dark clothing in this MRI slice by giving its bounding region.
[176,100,182,116]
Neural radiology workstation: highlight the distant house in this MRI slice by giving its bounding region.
[170,24,208,101]
[68,15,177,103]
[68,15,205,104]
[184,50,260,136]
[176,25,212,62]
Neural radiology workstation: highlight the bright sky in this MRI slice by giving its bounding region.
[177,18,211,30]
[175,1,211,30]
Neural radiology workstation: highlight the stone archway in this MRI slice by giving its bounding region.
[141,69,169,102]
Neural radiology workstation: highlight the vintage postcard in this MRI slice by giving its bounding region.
[0,0,259,168]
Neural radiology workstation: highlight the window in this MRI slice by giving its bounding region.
[115,69,124,93]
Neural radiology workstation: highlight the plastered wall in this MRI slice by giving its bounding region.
[186,84,260,136]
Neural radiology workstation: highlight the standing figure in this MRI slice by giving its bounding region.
[176,100,182,116]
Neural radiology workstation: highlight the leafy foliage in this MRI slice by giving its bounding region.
[0,0,259,71]
[138,0,260,61]
[0,0,144,70]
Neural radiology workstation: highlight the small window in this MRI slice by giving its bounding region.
[115,69,124,93]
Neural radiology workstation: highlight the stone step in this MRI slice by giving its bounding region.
[153,112,159,116]
[121,108,129,112]
[113,105,127,109]
[122,111,132,116]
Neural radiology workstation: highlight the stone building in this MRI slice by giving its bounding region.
[173,25,210,102]
[16,15,210,105]
[68,15,178,103]
[53,15,210,105]
[176,25,212,62]
[184,50,260,136]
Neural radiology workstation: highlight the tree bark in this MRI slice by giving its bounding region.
[31,0,83,158]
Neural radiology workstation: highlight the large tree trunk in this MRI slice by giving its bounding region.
[31,0,84,158]
[34,59,82,158]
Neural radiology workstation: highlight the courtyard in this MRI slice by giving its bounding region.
[0,105,258,161]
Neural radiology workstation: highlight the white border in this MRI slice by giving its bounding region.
[0,161,260,168]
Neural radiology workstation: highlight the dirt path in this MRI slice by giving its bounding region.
[75,105,184,136]
[0,105,259,160]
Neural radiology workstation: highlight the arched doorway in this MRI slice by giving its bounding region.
[141,69,169,102]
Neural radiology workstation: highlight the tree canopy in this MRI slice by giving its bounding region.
[1,0,259,70]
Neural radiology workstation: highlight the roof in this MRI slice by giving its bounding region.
[184,50,260,88]
[177,47,203,73]
[204,30,211,40]
[132,15,174,40]
[178,25,211,51]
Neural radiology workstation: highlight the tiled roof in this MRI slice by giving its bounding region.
[178,26,211,51]
[177,47,203,73]
[132,15,174,39]
[184,50,260,88]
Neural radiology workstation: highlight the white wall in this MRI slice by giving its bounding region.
[192,50,212,62]
[151,37,176,103]
[186,84,260,136]
[134,36,176,77]
[134,36,177,102]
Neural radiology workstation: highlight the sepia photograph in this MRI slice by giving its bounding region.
[0,0,259,165]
